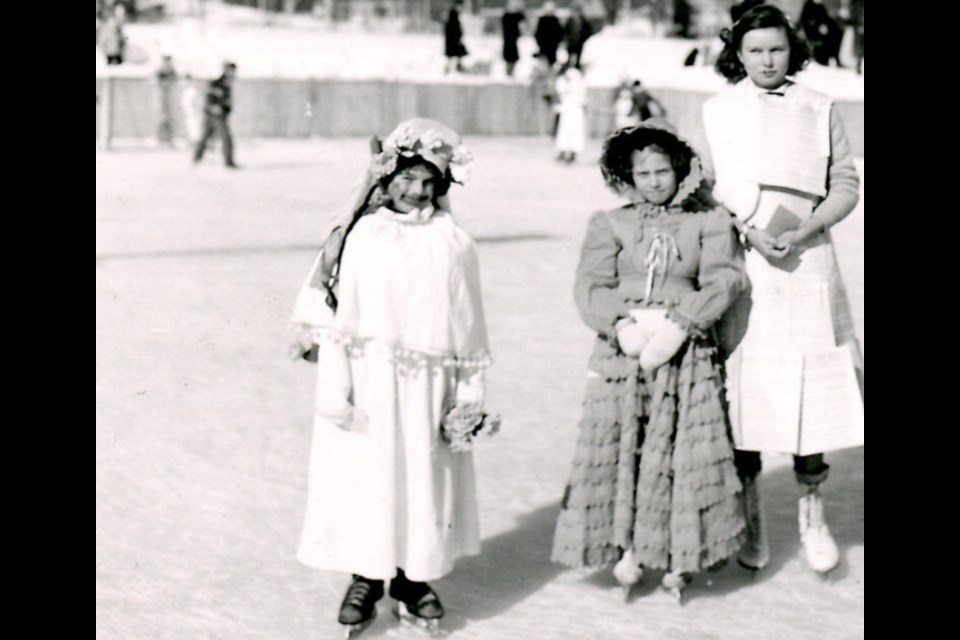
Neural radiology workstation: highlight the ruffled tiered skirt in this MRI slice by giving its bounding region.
[551,335,745,574]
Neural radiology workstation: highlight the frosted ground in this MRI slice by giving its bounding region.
[96,134,864,640]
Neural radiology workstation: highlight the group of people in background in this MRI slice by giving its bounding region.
[122,54,239,169]
[443,1,596,77]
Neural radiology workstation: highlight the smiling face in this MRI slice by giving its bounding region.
[738,26,791,90]
[631,148,678,205]
[386,163,438,213]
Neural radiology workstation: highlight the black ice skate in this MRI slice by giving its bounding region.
[338,575,384,638]
[389,570,445,636]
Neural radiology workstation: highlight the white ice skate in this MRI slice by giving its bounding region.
[612,547,644,601]
[738,476,770,573]
[799,489,840,575]
[661,570,692,605]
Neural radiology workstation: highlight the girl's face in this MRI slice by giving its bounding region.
[386,163,437,213]
[738,27,791,90]
[631,149,678,205]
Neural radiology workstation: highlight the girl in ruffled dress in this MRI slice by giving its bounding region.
[551,121,747,602]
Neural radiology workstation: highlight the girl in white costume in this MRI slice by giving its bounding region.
[291,119,496,635]
[702,4,863,576]
[555,63,588,163]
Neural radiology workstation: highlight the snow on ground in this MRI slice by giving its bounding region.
[96,138,863,640]
[99,3,864,101]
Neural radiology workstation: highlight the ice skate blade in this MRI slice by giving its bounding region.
[661,585,685,605]
[737,558,765,580]
[814,565,838,582]
[660,573,691,605]
[392,603,447,637]
[343,610,377,639]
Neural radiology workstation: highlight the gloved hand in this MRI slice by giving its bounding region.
[289,325,318,362]
[639,319,688,371]
[615,319,650,356]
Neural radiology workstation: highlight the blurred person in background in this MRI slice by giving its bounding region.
[501,0,527,78]
[193,62,239,169]
[564,2,595,70]
[799,0,845,67]
[849,0,863,74]
[534,1,564,67]
[155,55,178,147]
[554,63,588,163]
[630,80,667,122]
[444,0,468,74]
[180,74,205,148]
[98,3,127,65]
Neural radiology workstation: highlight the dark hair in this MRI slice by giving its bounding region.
[714,4,810,83]
[600,126,694,192]
[730,0,764,23]
[377,154,452,199]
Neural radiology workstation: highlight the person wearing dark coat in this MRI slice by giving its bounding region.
[501,0,527,77]
[799,0,844,67]
[534,2,564,67]
[564,2,594,70]
[849,0,864,74]
[193,62,238,169]
[444,1,468,74]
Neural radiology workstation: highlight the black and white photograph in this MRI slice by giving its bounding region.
[96,1,864,638]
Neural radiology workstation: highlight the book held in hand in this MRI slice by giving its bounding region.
[763,204,803,238]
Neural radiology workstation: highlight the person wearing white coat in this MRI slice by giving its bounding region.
[291,119,496,635]
[554,64,588,163]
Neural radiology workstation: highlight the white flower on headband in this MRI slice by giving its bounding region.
[449,144,474,184]
[369,151,398,179]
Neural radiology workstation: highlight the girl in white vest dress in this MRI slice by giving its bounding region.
[291,119,497,637]
[702,4,862,576]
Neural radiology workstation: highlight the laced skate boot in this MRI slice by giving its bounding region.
[390,569,444,636]
[738,475,770,573]
[338,575,384,638]
[799,486,840,575]
[612,547,644,601]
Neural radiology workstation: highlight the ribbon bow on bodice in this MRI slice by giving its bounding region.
[644,233,680,300]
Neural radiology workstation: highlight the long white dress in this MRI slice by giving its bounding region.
[555,68,587,154]
[296,205,490,582]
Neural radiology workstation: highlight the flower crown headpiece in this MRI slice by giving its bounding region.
[369,118,474,185]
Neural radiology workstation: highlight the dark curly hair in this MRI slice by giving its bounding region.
[378,154,453,198]
[714,4,811,83]
[600,125,695,193]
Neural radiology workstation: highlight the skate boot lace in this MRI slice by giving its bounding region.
[345,581,374,608]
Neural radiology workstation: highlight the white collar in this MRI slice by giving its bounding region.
[740,77,794,97]
[378,205,438,223]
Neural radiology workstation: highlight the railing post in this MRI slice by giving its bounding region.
[98,74,115,150]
